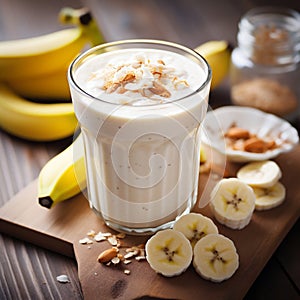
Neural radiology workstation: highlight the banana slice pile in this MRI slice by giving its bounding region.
[237,160,286,211]
[145,213,239,282]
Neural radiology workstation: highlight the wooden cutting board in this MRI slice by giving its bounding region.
[1,146,300,300]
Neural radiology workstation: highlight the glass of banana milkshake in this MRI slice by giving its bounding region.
[68,40,211,234]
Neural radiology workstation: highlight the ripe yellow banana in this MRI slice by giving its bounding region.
[7,67,71,101]
[0,84,77,141]
[195,40,231,89]
[38,40,232,207]
[2,7,105,100]
[38,134,86,208]
[0,28,86,80]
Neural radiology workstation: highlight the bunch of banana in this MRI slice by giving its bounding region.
[0,7,105,141]
[37,40,232,207]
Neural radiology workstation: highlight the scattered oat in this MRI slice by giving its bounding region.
[79,237,93,245]
[87,230,96,237]
[124,259,132,265]
[94,232,108,242]
[108,235,118,246]
[56,274,70,283]
[124,269,131,275]
[80,229,146,275]
[124,251,137,259]
[135,256,146,261]
[111,256,121,265]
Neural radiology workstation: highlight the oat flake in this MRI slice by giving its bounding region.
[56,274,70,283]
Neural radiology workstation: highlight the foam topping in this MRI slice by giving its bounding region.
[77,49,205,105]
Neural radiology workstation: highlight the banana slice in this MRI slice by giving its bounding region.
[145,229,193,277]
[210,178,255,229]
[253,181,286,211]
[193,233,239,282]
[237,160,282,188]
[173,213,218,248]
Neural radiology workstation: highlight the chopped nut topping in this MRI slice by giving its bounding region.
[149,81,171,97]
[94,53,189,100]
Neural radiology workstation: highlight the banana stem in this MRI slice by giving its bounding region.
[59,7,106,46]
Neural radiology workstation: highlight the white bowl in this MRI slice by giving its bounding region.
[201,106,299,162]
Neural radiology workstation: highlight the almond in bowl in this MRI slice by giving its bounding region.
[201,106,299,162]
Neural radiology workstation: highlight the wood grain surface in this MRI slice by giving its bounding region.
[1,0,299,299]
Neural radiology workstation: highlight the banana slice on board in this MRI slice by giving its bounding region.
[193,233,239,283]
[237,160,282,188]
[145,229,193,277]
[173,213,218,248]
[210,178,256,229]
[253,181,286,211]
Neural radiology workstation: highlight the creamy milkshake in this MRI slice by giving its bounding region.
[68,40,211,234]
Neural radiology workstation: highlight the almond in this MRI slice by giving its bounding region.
[97,247,118,263]
[225,127,251,140]
[243,137,268,153]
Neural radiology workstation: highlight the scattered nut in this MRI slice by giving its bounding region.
[97,247,118,263]
[80,230,146,275]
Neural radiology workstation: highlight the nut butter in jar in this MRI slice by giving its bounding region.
[230,7,300,119]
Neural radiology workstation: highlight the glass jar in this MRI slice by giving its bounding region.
[230,7,300,119]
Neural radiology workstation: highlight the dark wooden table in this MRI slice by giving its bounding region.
[0,0,299,299]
